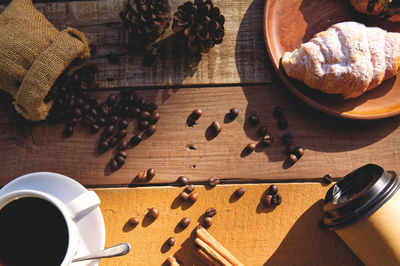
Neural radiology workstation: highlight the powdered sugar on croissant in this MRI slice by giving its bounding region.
[282,22,400,99]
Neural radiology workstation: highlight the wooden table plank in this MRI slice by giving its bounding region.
[1,85,399,186]
[94,183,362,265]
[0,0,272,88]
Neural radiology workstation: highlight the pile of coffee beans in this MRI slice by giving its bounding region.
[274,106,288,130]
[282,133,304,165]
[179,184,198,203]
[264,185,282,207]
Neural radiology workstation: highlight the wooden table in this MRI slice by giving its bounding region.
[1,0,398,264]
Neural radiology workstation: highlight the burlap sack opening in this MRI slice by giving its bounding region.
[0,0,91,121]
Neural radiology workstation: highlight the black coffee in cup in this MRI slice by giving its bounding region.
[0,197,69,266]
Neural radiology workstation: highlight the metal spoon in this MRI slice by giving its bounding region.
[72,243,131,263]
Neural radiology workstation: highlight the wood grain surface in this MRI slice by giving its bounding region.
[0,0,272,88]
[95,183,362,265]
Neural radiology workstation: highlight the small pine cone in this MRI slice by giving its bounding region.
[172,0,225,54]
[120,0,171,42]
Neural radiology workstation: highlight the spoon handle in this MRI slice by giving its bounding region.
[72,243,131,263]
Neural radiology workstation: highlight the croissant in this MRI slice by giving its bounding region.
[281,21,400,99]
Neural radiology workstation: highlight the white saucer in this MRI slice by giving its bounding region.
[0,172,105,266]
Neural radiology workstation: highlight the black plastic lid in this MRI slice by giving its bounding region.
[320,164,400,230]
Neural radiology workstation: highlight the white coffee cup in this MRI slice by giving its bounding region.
[0,188,100,265]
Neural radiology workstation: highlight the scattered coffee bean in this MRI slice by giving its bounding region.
[180,217,190,228]
[139,120,149,130]
[177,176,189,186]
[148,208,159,219]
[282,133,294,145]
[98,141,109,154]
[117,129,127,139]
[64,125,73,137]
[96,118,106,128]
[264,194,273,206]
[73,107,82,117]
[137,170,147,181]
[268,185,278,195]
[277,118,288,130]
[204,216,212,228]
[103,125,115,139]
[294,146,304,159]
[106,53,119,64]
[116,156,125,167]
[106,94,117,106]
[119,140,128,150]
[205,207,217,217]
[322,174,333,185]
[288,154,298,165]
[67,118,78,127]
[146,124,156,136]
[108,116,119,125]
[273,106,284,119]
[208,177,220,187]
[137,98,146,108]
[130,107,141,117]
[82,115,94,126]
[192,108,202,120]
[140,111,151,121]
[284,144,295,155]
[235,188,246,197]
[120,119,128,129]
[117,150,127,158]
[249,114,259,127]
[247,143,256,152]
[128,217,139,227]
[258,126,268,137]
[90,123,100,133]
[180,191,190,200]
[167,237,175,246]
[91,79,100,89]
[149,112,160,124]
[147,168,155,179]
[80,80,88,90]
[271,194,282,206]
[109,137,119,148]
[211,121,222,135]
[184,184,195,193]
[229,108,239,119]
[261,134,273,146]
[130,135,142,146]
[189,192,198,202]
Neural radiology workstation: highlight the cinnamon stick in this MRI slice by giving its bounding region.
[196,226,244,266]
[195,238,232,266]
[196,246,222,266]
[166,255,180,266]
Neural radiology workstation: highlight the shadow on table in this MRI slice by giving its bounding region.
[264,200,363,266]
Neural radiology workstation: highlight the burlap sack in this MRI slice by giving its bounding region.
[0,0,91,121]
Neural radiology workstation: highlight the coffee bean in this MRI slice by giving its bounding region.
[87,96,97,107]
[117,150,127,158]
[68,99,75,108]
[271,194,282,206]
[116,156,125,166]
[247,143,256,152]
[80,80,88,90]
[89,108,98,117]
[211,121,221,135]
[205,207,217,217]
[180,192,190,200]
[146,124,156,136]
[96,118,106,127]
[77,97,84,107]
[204,216,212,228]
[268,185,278,195]
[130,135,142,146]
[184,184,195,193]
[109,137,119,148]
[273,106,284,119]
[110,158,119,170]
[90,80,100,89]
[229,108,239,119]
[73,107,82,117]
[90,123,100,133]
[264,194,273,206]
[261,134,273,146]
[140,111,151,121]
[285,144,295,155]
[128,217,139,227]
[149,112,160,124]
[119,140,128,150]
[277,118,288,130]
[130,107,141,117]
[137,170,147,180]
[107,53,119,64]
[208,177,220,187]
[322,174,333,185]
[82,105,91,113]
[180,217,190,228]
[106,94,117,106]
[120,120,128,129]
[167,237,175,246]
[192,108,202,120]
[103,125,115,139]
[258,126,268,137]
[189,192,198,202]
[144,102,158,113]
[138,98,146,108]
[98,141,109,154]
[235,188,246,197]
[177,176,188,186]
[294,146,304,159]
[100,104,109,116]
[67,118,78,127]
[148,208,159,219]
[288,154,297,165]
[108,116,119,125]
[117,129,127,139]
[282,133,294,145]
[249,114,259,127]
[121,105,129,114]
[147,168,155,179]
[139,120,149,130]
[64,125,73,137]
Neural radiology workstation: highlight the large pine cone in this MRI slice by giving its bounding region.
[120,0,171,42]
[172,0,225,54]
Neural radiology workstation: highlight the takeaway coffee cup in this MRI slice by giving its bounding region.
[0,174,100,266]
[320,164,400,266]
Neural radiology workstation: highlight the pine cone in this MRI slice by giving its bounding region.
[120,0,171,42]
[172,0,225,54]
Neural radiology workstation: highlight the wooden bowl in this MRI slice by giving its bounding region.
[264,0,400,120]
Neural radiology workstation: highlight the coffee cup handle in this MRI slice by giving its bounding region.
[66,191,100,221]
